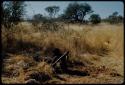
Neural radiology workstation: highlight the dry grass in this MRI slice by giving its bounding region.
[2,54,53,84]
[2,22,124,84]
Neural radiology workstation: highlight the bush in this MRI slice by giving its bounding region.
[40,22,64,32]
[89,14,101,24]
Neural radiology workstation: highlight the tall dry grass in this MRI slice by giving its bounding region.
[2,22,123,84]
[2,22,123,60]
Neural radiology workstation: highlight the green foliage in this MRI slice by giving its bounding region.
[64,2,93,22]
[57,14,68,22]
[2,1,26,27]
[32,13,52,26]
[65,2,79,17]
[45,6,60,19]
[33,14,43,22]
[107,12,123,24]
[32,14,43,26]
[89,14,101,24]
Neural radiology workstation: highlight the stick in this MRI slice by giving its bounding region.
[52,51,69,66]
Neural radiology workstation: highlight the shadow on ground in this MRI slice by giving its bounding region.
[65,69,89,76]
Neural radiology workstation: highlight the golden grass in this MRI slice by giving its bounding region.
[2,22,124,84]
[2,54,53,84]
[27,62,53,76]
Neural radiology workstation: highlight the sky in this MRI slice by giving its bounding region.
[24,1,124,20]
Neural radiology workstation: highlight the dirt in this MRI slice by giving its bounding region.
[2,53,124,84]
[47,53,124,84]
[48,65,123,84]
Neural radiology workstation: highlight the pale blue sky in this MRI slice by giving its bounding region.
[24,1,124,19]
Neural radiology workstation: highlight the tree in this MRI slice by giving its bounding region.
[32,14,48,26]
[64,2,93,23]
[33,14,43,22]
[117,15,124,22]
[2,2,13,27]
[10,1,26,24]
[53,6,60,18]
[108,11,123,24]
[57,14,67,22]
[31,14,43,26]
[89,14,101,24]
[2,1,26,27]
[45,6,60,19]
[112,11,118,16]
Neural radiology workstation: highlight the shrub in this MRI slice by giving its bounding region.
[89,14,101,24]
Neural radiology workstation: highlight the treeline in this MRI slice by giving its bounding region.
[102,12,124,24]
[2,1,124,28]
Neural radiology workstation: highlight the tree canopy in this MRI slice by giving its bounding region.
[45,6,60,19]
[64,2,93,22]
[2,1,26,27]
[89,14,101,24]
